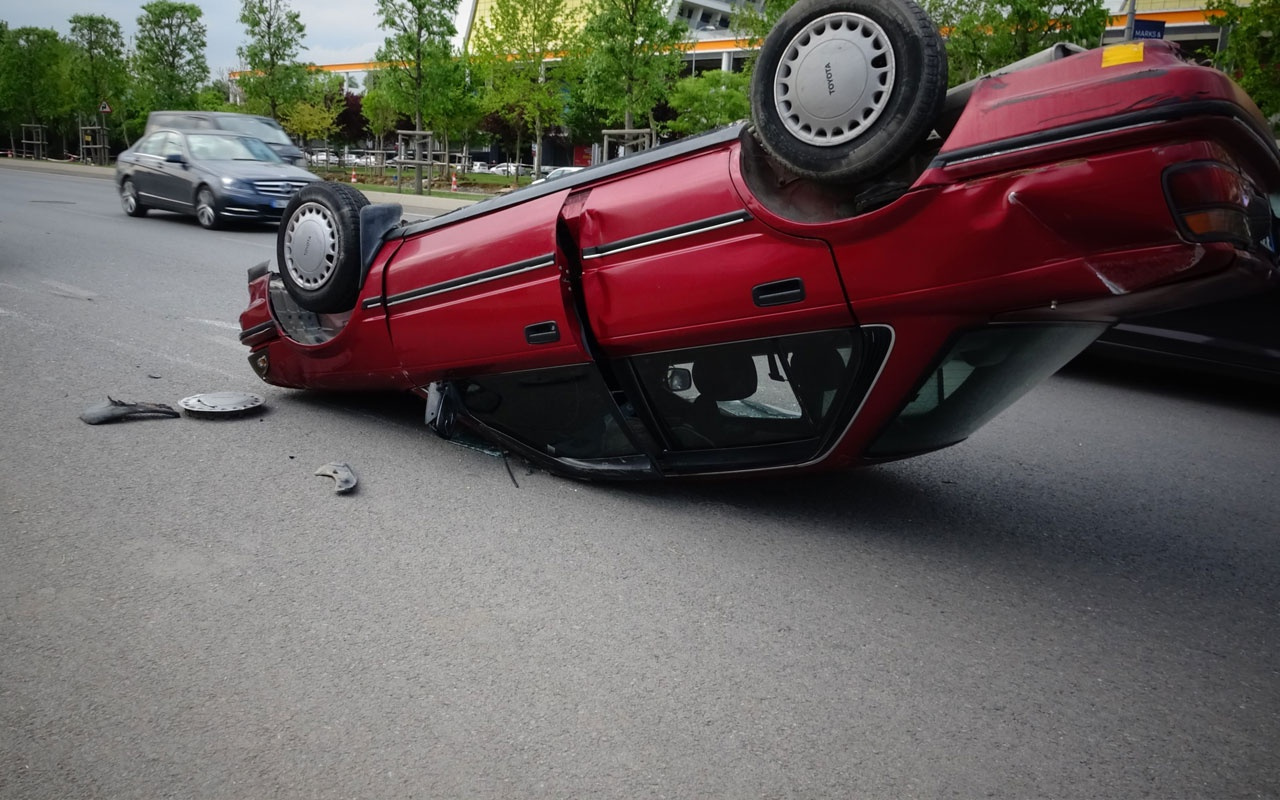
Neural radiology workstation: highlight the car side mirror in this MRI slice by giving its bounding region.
[665,367,692,392]
[164,153,187,165]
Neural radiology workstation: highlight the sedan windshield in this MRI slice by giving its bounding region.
[214,116,295,147]
[187,134,282,163]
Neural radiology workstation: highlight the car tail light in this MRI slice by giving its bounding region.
[1163,161,1255,246]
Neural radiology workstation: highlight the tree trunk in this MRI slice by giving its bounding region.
[533,119,542,176]
[513,131,523,187]
[414,110,424,195]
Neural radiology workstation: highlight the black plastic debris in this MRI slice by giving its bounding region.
[80,397,180,425]
[178,391,265,418]
[314,462,358,494]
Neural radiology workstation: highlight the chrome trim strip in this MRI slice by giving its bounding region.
[581,210,752,261]
[381,253,556,309]
[940,121,1163,168]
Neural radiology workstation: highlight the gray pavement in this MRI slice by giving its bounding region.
[0,154,480,217]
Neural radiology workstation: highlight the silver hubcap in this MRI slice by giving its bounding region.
[122,182,136,212]
[773,12,895,147]
[197,190,216,226]
[284,202,338,290]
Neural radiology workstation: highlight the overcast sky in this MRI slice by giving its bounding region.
[4,0,1135,77]
[1,0,473,77]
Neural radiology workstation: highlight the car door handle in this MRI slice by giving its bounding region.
[753,278,805,307]
[524,321,560,344]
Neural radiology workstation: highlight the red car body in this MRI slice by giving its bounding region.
[240,41,1279,479]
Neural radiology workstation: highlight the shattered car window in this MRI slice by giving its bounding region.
[457,365,642,460]
[631,329,862,450]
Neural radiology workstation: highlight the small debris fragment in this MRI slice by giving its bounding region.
[80,397,180,425]
[314,462,358,494]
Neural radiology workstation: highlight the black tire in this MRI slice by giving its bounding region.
[120,178,147,217]
[749,0,946,184]
[195,186,221,230]
[277,181,369,313]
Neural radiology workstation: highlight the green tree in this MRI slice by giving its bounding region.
[236,0,311,118]
[575,0,688,131]
[376,0,462,190]
[470,0,578,175]
[1207,0,1280,123]
[361,80,402,163]
[134,0,209,109]
[0,26,73,154]
[922,0,1107,85]
[665,68,750,135]
[196,72,240,111]
[281,99,338,146]
[67,15,130,149]
[732,0,797,68]
[280,70,344,161]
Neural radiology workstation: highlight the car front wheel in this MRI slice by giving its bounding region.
[196,187,221,230]
[120,179,147,217]
[749,0,946,184]
[277,181,369,313]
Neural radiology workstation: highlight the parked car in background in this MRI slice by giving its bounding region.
[531,166,585,185]
[145,111,307,167]
[1088,287,1280,383]
[238,0,1279,480]
[308,151,338,166]
[471,162,491,173]
[117,129,319,229]
[490,162,532,177]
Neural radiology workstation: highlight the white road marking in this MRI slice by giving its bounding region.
[41,280,97,300]
[189,318,241,331]
[0,303,243,381]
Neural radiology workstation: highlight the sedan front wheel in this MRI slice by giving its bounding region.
[196,186,221,230]
[120,179,147,217]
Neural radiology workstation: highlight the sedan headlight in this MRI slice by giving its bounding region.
[221,176,254,194]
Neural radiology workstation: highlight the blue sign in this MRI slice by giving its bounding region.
[1132,19,1166,40]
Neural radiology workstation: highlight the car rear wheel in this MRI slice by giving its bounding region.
[277,181,369,313]
[120,179,147,217]
[196,187,221,230]
[749,0,946,184]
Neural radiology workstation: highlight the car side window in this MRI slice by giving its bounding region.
[631,329,862,450]
[135,133,166,157]
[160,133,183,158]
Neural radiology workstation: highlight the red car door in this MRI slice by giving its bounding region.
[381,191,591,382]
[565,142,857,356]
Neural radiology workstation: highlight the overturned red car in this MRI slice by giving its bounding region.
[239,0,1279,479]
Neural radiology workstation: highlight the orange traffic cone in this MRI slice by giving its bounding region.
[451,172,458,192]
[350,168,357,183]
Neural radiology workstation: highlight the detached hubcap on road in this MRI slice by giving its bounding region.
[285,203,338,289]
[773,12,896,147]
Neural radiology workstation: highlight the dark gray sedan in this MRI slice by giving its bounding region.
[116,129,319,229]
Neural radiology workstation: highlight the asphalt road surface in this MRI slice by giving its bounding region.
[2,166,1277,799]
